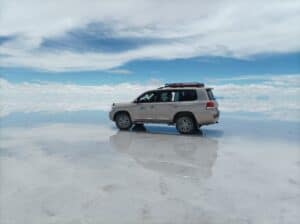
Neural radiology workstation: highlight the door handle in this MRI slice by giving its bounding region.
[150,105,155,109]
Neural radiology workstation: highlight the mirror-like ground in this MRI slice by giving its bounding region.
[0,111,299,224]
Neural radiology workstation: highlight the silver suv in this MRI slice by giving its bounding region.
[109,82,219,134]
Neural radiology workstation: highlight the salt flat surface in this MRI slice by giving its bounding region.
[0,112,299,224]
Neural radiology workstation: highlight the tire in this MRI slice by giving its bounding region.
[115,112,132,130]
[176,115,196,134]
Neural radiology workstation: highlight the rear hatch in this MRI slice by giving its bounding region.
[206,88,219,118]
[206,88,218,107]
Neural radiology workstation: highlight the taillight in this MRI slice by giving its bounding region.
[206,101,214,109]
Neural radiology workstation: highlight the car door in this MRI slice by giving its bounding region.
[150,90,175,121]
[133,91,158,121]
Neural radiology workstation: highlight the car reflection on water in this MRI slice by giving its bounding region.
[109,127,219,179]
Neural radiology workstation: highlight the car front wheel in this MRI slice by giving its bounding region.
[176,116,196,134]
[115,112,132,130]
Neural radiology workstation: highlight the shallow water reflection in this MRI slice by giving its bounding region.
[110,130,218,179]
[0,112,299,224]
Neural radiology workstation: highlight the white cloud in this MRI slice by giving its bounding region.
[210,75,300,121]
[0,78,159,117]
[0,75,299,121]
[0,0,300,71]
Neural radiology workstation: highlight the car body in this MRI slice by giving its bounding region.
[109,82,219,134]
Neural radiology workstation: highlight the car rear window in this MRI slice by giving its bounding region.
[206,89,215,100]
[174,90,197,101]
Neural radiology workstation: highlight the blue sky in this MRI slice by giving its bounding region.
[1,53,299,85]
[1,0,300,84]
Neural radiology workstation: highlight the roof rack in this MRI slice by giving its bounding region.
[162,82,205,88]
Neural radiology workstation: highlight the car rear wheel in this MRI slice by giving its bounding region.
[176,116,196,134]
[115,112,132,130]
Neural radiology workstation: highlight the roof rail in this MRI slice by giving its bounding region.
[163,82,205,88]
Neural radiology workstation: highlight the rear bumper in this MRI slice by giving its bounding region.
[109,110,115,121]
[214,109,220,119]
[196,108,220,125]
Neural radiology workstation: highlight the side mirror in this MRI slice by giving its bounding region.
[133,99,138,104]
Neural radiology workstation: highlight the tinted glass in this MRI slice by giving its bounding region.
[174,90,197,101]
[156,91,173,102]
[206,89,215,100]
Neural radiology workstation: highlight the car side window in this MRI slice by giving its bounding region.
[137,91,157,103]
[206,89,215,100]
[174,90,197,101]
[156,91,173,102]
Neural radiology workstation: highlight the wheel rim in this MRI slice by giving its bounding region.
[117,114,130,128]
[178,117,193,133]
